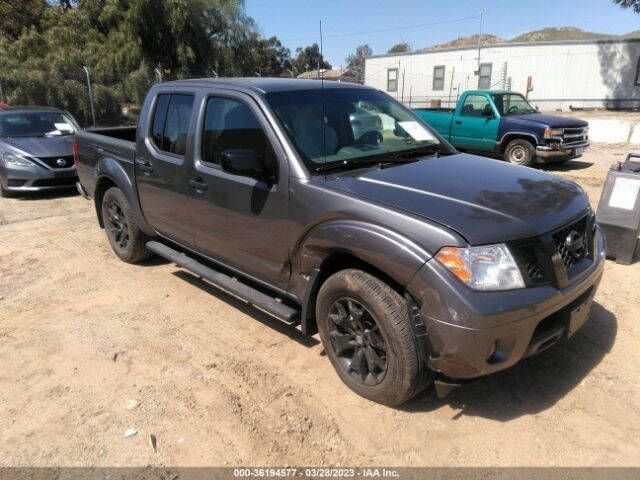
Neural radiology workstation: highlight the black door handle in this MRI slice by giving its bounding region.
[189,179,208,192]
[135,157,153,174]
[455,120,462,125]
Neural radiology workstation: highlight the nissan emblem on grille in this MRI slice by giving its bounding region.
[565,230,585,258]
[56,158,66,167]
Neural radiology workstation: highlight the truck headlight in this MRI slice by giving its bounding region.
[435,244,525,291]
[1,153,34,167]
[544,128,564,138]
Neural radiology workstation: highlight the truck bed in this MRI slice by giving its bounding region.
[75,126,137,197]
[412,108,453,139]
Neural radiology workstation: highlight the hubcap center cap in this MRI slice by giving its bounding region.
[355,334,364,346]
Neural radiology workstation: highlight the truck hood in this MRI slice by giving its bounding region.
[0,135,74,157]
[506,113,588,128]
[324,153,589,244]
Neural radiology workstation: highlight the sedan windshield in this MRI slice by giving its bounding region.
[0,112,77,138]
[491,93,537,116]
[265,88,443,172]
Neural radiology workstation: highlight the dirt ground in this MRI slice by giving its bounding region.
[1,144,639,468]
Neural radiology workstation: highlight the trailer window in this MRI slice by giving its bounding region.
[635,56,640,86]
[433,66,445,91]
[387,68,398,92]
[478,63,492,89]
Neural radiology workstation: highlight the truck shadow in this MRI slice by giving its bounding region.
[8,188,79,201]
[539,159,594,172]
[171,270,320,348]
[402,301,617,421]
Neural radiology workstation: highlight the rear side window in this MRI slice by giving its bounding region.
[201,97,276,172]
[150,94,194,156]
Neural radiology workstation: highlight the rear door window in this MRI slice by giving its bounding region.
[150,94,194,156]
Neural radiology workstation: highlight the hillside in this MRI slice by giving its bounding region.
[420,27,640,52]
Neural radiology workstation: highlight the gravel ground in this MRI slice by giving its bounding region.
[0,144,639,467]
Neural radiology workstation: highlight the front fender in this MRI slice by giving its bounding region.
[297,220,431,288]
[94,157,155,236]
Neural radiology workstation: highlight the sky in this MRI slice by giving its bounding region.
[245,0,640,67]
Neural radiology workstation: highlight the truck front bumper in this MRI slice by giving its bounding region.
[536,141,590,159]
[0,162,78,192]
[407,227,606,380]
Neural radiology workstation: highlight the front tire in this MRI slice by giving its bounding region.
[316,269,430,406]
[504,139,536,166]
[101,187,152,263]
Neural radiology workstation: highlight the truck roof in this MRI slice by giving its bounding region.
[156,77,372,94]
[462,90,516,96]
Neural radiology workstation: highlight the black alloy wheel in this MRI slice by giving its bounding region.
[327,297,388,386]
[106,200,130,250]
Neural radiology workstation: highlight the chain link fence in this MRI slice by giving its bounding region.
[0,66,218,128]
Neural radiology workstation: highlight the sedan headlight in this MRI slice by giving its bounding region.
[1,152,34,167]
[544,127,564,138]
[435,244,525,291]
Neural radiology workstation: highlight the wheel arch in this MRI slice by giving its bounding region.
[93,157,154,236]
[499,133,538,152]
[293,221,431,335]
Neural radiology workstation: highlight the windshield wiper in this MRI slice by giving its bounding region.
[316,146,443,173]
[390,146,441,159]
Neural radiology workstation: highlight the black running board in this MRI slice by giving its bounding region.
[146,241,300,323]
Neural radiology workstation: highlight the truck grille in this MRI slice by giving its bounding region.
[552,216,589,270]
[511,214,594,288]
[31,155,75,169]
[562,127,588,145]
[516,245,547,286]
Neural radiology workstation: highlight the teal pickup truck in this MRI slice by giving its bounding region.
[413,90,589,167]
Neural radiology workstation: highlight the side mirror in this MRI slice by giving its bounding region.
[482,109,495,118]
[220,149,270,180]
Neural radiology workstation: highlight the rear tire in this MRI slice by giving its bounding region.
[101,187,153,263]
[316,269,431,406]
[504,139,536,167]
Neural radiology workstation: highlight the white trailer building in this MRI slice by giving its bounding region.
[364,38,640,111]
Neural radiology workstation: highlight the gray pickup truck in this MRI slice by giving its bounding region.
[75,78,605,406]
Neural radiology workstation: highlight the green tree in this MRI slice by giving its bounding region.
[0,0,47,40]
[345,44,372,83]
[0,0,294,125]
[387,42,411,54]
[292,43,331,75]
[613,0,640,12]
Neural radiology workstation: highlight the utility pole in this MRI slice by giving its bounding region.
[82,66,96,128]
[477,12,483,71]
[0,78,4,103]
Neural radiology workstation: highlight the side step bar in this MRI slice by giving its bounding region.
[146,241,300,324]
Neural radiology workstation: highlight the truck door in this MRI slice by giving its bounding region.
[135,91,196,245]
[450,94,500,151]
[187,92,292,289]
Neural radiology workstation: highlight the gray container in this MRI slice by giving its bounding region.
[595,153,640,265]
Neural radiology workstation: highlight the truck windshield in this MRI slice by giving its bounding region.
[0,112,77,138]
[492,93,537,116]
[265,88,442,173]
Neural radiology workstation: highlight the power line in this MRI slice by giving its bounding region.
[281,14,481,43]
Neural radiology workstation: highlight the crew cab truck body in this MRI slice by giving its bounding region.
[75,78,605,405]
[413,90,589,167]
